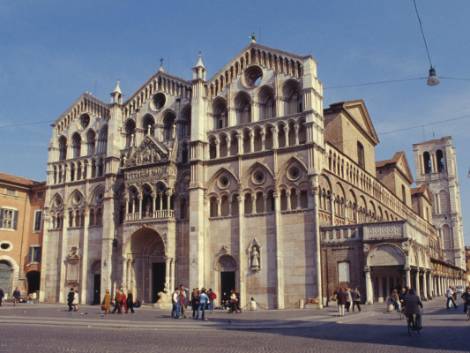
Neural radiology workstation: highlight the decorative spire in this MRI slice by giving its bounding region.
[194,51,205,69]
[112,80,122,95]
[110,80,122,104]
[158,58,165,72]
[250,32,257,43]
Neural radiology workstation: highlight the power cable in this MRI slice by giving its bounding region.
[0,120,53,129]
[325,77,425,89]
[412,0,434,68]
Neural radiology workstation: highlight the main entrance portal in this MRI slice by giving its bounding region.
[126,228,166,304]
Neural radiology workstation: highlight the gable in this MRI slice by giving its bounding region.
[395,152,414,184]
[124,135,169,168]
[342,101,379,145]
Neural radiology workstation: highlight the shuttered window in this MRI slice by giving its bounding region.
[0,208,18,230]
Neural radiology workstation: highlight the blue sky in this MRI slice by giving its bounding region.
[1,0,469,242]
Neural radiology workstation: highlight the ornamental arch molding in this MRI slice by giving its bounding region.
[367,244,406,267]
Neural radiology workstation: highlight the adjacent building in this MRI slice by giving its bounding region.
[0,173,45,298]
[40,40,465,308]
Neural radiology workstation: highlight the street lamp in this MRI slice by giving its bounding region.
[427,66,440,86]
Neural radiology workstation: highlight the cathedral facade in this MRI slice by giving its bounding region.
[40,41,465,309]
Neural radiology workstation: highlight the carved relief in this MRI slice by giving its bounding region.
[124,136,168,168]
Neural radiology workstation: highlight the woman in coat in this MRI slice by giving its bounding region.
[102,289,111,314]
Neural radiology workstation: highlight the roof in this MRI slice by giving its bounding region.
[376,151,414,184]
[411,184,432,203]
[324,100,380,146]
[412,136,452,147]
[0,172,45,188]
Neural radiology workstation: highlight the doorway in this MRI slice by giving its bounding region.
[152,263,165,302]
[93,273,101,305]
[0,261,13,295]
[221,271,236,303]
[26,271,40,293]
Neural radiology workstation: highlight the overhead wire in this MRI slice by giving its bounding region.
[412,0,434,68]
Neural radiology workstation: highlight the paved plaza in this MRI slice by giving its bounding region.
[0,297,469,353]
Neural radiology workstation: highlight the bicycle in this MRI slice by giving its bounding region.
[407,313,421,336]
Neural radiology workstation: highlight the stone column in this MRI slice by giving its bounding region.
[170,258,176,292]
[237,194,246,308]
[39,212,51,302]
[422,270,428,300]
[237,132,243,155]
[283,125,290,147]
[272,126,279,149]
[260,130,266,151]
[378,276,384,303]
[216,197,221,217]
[138,196,143,219]
[164,257,171,291]
[294,123,299,145]
[405,267,411,288]
[249,130,254,153]
[330,194,335,226]
[365,267,373,304]
[58,211,69,303]
[215,138,220,159]
[286,190,291,211]
[416,269,421,298]
[312,178,323,308]
[428,271,433,299]
[80,209,90,304]
[273,190,285,309]
[226,135,232,156]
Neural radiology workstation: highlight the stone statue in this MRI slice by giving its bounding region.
[250,245,260,271]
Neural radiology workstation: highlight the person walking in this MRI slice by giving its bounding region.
[0,288,4,307]
[197,288,209,320]
[334,287,347,317]
[191,288,200,319]
[207,288,217,312]
[178,285,187,318]
[12,287,21,306]
[126,292,135,314]
[72,289,79,311]
[112,289,122,314]
[461,286,470,315]
[351,287,361,312]
[120,290,127,313]
[345,288,352,312]
[446,286,458,310]
[391,289,401,312]
[102,289,111,314]
[229,290,239,313]
[171,288,180,319]
[67,288,74,312]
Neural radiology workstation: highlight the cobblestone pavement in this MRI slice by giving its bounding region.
[0,297,468,353]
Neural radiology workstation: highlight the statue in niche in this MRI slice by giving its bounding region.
[250,245,260,272]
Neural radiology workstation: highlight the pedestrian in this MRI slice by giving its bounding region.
[120,290,127,313]
[0,288,4,307]
[112,289,122,314]
[102,289,111,314]
[351,287,361,312]
[229,289,239,313]
[207,288,217,312]
[191,288,200,319]
[391,289,401,312]
[250,297,257,311]
[446,286,458,309]
[178,285,187,318]
[345,288,352,312]
[126,292,135,314]
[12,287,21,306]
[334,287,347,317]
[197,288,209,320]
[171,287,180,319]
[73,289,79,311]
[461,286,470,315]
[67,288,74,312]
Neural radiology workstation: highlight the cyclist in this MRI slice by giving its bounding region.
[403,288,423,330]
[461,286,470,317]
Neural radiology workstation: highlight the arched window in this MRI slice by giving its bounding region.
[221,195,229,216]
[441,225,452,250]
[180,104,191,138]
[213,97,228,129]
[86,129,96,155]
[235,92,251,125]
[357,142,365,169]
[72,133,81,159]
[210,197,218,217]
[283,80,302,115]
[244,193,253,214]
[436,149,445,173]
[97,126,108,154]
[142,114,155,136]
[258,86,275,120]
[58,136,67,161]
[163,111,176,141]
[439,190,449,213]
[423,151,432,174]
[125,120,136,148]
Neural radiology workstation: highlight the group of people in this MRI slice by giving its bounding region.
[332,287,362,316]
[0,287,22,307]
[171,285,217,320]
[102,288,136,314]
[67,288,80,312]
[446,285,470,314]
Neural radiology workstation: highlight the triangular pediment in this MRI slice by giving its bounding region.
[394,152,414,184]
[124,135,169,168]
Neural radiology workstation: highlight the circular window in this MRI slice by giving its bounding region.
[152,93,166,110]
[287,166,301,181]
[0,242,11,251]
[252,170,265,185]
[244,66,263,88]
[80,114,90,129]
[217,175,230,189]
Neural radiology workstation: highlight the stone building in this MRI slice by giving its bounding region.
[413,137,466,270]
[40,40,464,308]
[0,173,45,298]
